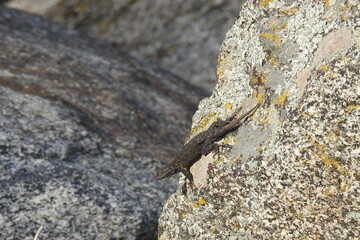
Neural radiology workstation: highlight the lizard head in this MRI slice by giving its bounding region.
[155,165,177,180]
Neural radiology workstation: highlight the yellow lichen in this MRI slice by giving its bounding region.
[225,103,232,109]
[214,157,225,164]
[317,64,329,71]
[259,0,275,7]
[190,117,210,136]
[218,59,225,66]
[273,90,289,105]
[281,22,288,29]
[181,213,187,218]
[216,68,223,81]
[321,0,330,8]
[230,156,241,165]
[269,24,279,33]
[198,197,206,205]
[280,7,297,16]
[305,135,347,176]
[324,188,335,196]
[256,92,265,104]
[269,57,281,68]
[259,33,281,43]
[339,183,351,192]
[223,136,236,145]
[260,107,271,125]
[345,104,359,112]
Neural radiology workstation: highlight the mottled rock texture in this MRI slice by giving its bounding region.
[0,6,205,240]
[158,0,359,239]
[6,0,247,91]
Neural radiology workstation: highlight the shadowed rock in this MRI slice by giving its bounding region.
[0,6,207,240]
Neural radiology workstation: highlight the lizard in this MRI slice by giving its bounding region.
[155,103,259,182]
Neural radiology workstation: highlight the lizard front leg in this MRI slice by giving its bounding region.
[179,167,195,191]
[179,167,193,182]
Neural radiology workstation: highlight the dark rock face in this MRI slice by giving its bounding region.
[0,6,204,240]
[6,0,247,91]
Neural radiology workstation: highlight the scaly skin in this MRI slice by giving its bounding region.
[155,104,259,182]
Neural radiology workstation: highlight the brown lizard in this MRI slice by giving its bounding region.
[155,103,259,182]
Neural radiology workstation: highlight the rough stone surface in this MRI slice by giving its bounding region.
[158,0,359,239]
[6,0,247,92]
[0,6,204,240]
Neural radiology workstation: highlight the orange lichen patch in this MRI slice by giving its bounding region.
[259,0,275,7]
[321,0,329,8]
[259,33,281,43]
[273,90,289,105]
[280,7,297,16]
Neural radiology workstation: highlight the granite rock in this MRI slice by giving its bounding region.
[0,6,204,240]
[158,0,359,239]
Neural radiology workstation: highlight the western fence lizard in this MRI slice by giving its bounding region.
[155,103,259,182]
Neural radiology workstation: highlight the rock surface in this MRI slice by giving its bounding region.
[0,6,204,240]
[158,0,359,239]
[6,0,247,92]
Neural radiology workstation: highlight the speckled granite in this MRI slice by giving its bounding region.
[0,6,201,240]
[158,0,359,239]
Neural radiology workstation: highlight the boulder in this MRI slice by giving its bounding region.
[6,0,247,91]
[158,0,359,239]
[0,6,204,240]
